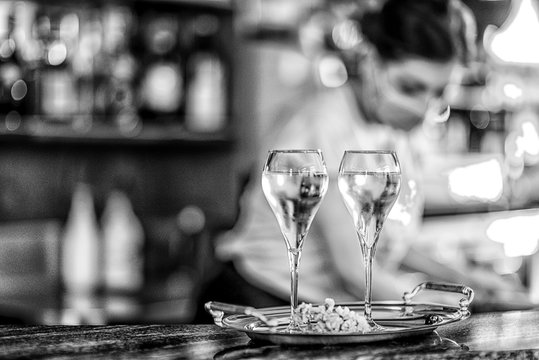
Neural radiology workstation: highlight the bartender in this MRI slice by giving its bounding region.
[196,0,531,321]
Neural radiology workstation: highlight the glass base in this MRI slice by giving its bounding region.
[366,319,386,333]
[286,317,307,333]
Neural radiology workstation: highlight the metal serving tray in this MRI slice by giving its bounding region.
[206,282,474,345]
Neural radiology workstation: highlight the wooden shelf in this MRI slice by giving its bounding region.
[37,0,233,11]
[139,0,232,10]
[0,117,234,148]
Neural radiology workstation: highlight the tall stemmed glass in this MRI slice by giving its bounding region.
[338,150,401,331]
[262,149,329,331]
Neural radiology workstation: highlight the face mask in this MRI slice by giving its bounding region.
[362,54,450,131]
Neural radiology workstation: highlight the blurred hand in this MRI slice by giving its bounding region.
[465,267,533,312]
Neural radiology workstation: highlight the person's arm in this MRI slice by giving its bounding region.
[400,245,532,308]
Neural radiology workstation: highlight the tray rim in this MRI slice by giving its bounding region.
[218,300,470,345]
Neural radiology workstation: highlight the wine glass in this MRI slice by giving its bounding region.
[261,149,329,331]
[337,150,401,331]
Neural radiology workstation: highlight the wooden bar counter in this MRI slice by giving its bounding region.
[0,309,538,359]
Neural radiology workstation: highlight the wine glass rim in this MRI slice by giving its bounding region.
[268,149,323,153]
[343,150,397,155]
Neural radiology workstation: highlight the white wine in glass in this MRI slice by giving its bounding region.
[262,149,329,331]
[338,150,401,331]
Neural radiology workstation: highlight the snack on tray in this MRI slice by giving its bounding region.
[294,298,370,333]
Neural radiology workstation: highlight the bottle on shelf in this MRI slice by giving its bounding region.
[0,1,28,132]
[35,7,79,124]
[12,1,41,123]
[100,4,139,134]
[185,14,227,133]
[71,6,103,130]
[137,12,184,125]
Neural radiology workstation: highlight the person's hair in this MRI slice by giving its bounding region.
[358,0,477,64]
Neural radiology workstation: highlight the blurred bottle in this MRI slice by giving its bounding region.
[61,183,101,318]
[101,5,139,134]
[102,190,144,294]
[72,6,102,127]
[137,13,184,124]
[185,14,227,133]
[0,1,28,131]
[102,190,144,320]
[35,7,78,122]
[12,1,41,120]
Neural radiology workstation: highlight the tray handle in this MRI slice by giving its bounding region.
[204,301,279,327]
[205,301,231,327]
[402,282,474,314]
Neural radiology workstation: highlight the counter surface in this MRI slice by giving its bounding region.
[0,309,538,359]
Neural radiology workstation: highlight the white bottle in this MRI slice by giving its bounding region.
[185,52,226,132]
[102,190,144,293]
[61,183,101,298]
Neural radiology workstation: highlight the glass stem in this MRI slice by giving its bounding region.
[288,249,301,326]
[363,246,374,323]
